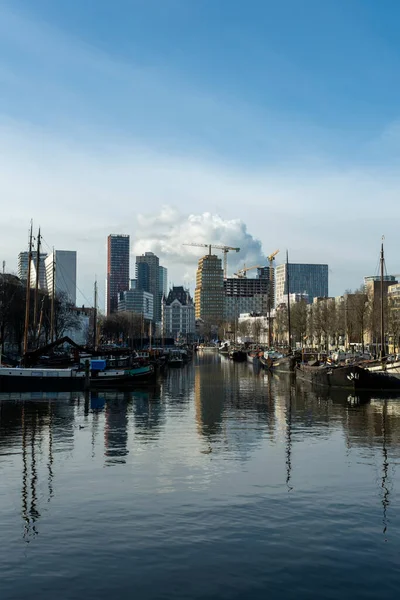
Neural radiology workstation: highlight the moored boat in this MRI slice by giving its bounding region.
[229,349,247,362]
[271,354,298,373]
[296,362,400,391]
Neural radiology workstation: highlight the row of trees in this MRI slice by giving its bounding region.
[274,287,400,353]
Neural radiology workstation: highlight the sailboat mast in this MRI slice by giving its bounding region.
[286,250,292,351]
[33,227,41,332]
[93,279,98,349]
[23,222,33,356]
[380,240,385,360]
[50,248,56,343]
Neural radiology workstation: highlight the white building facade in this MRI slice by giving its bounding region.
[45,250,77,305]
[162,287,195,340]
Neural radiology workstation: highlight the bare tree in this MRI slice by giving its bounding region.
[291,300,307,347]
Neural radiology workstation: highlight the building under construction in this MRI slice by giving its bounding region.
[223,268,274,321]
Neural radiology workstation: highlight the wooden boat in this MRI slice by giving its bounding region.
[296,362,400,391]
[271,354,298,373]
[229,349,247,362]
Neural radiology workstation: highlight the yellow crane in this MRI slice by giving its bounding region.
[182,242,240,278]
[234,265,264,278]
[268,249,279,266]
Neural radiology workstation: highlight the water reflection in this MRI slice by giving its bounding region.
[1,360,400,547]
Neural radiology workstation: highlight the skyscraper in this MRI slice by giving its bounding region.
[194,254,224,323]
[159,266,168,299]
[135,252,160,322]
[275,263,328,305]
[18,251,47,285]
[107,234,130,316]
[44,250,77,305]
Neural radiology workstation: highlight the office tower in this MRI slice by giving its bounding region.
[159,266,168,299]
[275,263,328,305]
[106,234,130,316]
[18,251,47,281]
[44,250,77,305]
[29,254,48,290]
[162,286,195,340]
[117,289,154,321]
[194,254,224,322]
[135,252,160,322]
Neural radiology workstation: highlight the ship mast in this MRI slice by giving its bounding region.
[33,227,41,334]
[380,238,385,360]
[23,221,33,357]
[93,279,98,349]
[286,250,292,353]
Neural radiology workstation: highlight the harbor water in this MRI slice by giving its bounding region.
[1,354,400,599]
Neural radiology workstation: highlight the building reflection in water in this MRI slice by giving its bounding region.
[132,384,165,444]
[104,393,130,466]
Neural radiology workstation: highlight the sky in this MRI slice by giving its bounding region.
[2,0,400,308]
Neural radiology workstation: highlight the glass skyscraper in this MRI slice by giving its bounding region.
[275,263,328,305]
[107,234,130,315]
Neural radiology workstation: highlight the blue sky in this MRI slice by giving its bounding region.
[1,0,400,306]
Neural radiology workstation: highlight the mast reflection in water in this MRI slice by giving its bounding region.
[1,357,400,600]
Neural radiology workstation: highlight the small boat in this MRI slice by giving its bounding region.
[218,342,230,355]
[229,349,247,362]
[168,352,184,368]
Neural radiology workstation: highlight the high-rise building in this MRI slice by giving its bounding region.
[44,250,77,305]
[107,234,130,316]
[136,252,160,322]
[194,254,224,323]
[18,251,47,282]
[275,263,328,305]
[117,289,153,321]
[29,254,48,290]
[223,275,271,320]
[159,266,168,299]
[162,286,195,340]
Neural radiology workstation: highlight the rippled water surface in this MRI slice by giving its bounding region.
[1,354,400,599]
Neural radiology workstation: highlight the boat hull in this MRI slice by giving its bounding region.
[229,351,246,362]
[168,360,184,368]
[0,367,85,392]
[296,363,400,391]
[271,355,297,373]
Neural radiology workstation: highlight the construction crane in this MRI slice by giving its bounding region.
[268,249,279,266]
[234,265,264,278]
[182,243,240,278]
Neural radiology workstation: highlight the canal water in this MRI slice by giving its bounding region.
[1,354,400,599]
